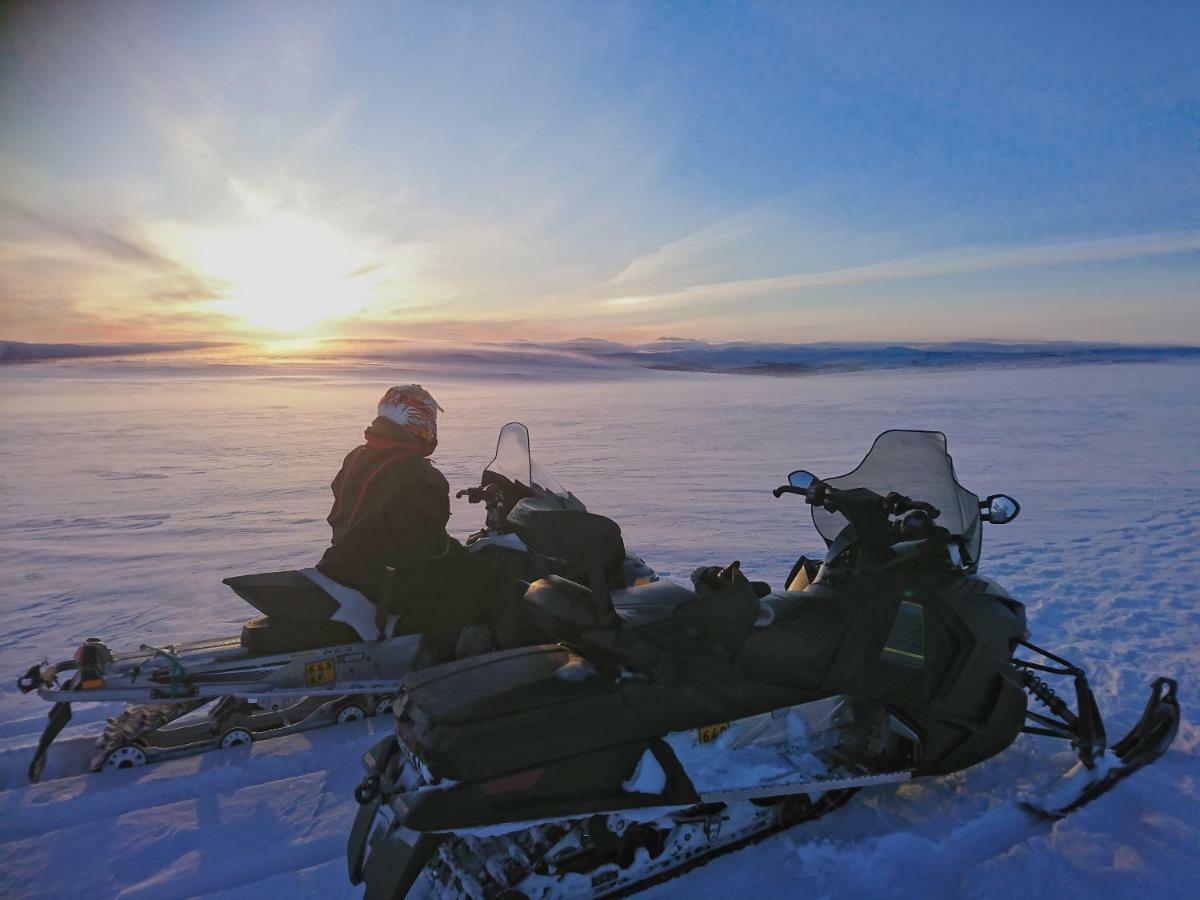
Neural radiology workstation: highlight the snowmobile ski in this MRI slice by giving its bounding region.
[1025,676,1180,818]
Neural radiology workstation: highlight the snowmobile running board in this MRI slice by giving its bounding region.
[32,677,409,704]
[700,768,912,803]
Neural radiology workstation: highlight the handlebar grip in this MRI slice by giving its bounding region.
[773,485,809,498]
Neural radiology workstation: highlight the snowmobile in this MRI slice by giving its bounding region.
[17,422,657,783]
[346,429,1181,899]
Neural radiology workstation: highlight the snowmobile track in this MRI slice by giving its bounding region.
[602,790,860,900]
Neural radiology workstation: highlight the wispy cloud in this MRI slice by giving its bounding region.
[607,210,770,291]
[0,199,174,269]
[601,230,1200,312]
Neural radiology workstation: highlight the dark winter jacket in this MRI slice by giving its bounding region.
[316,420,486,634]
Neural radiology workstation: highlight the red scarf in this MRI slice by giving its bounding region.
[363,430,425,454]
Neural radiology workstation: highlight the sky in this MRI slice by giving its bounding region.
[0,0,1197,346]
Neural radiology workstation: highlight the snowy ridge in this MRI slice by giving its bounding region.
[4,336,1198,379]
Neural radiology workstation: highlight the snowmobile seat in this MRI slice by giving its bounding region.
[524,577,697,640]
[239,615,362,653]
[399,644,821,783]
[224,570,363,653]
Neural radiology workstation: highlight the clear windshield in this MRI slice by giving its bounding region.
[812,430,983,563]
[485,422,585,510]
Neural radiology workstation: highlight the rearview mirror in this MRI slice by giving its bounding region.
[788,470,817,490]
[983,494,1020,524]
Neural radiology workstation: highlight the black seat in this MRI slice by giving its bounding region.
[224,570,362,653]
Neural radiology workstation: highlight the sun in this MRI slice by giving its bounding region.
[165,213,377,332]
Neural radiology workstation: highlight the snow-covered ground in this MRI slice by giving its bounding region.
[0,359,1196,898]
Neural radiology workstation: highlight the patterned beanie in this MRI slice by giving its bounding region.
[376,384,443,451]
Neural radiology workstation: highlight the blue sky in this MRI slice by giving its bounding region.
[1,1,1197,344]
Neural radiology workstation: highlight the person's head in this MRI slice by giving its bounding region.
[374,384,443,454]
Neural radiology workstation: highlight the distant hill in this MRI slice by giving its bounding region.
[4,336,1197,376]
[0,340,232,362]
[537,338,1200,375]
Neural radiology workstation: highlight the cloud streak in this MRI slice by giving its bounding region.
[602,230,1200,312]
[0,199,175,269]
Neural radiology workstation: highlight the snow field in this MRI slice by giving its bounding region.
[0,360,1196,898]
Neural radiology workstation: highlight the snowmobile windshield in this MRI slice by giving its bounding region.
[812,430,983,564]
[485,422,585,511]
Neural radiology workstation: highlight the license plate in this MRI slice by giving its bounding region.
[696,722,730,744]
[305,659,336,687]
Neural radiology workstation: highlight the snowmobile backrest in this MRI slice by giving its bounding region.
[524,575,608,639]
[677,564,761,652]
[609,580,697,627]
[223,570,342,623]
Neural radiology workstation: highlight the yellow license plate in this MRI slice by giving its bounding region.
[695,722,730,744]
[305,659,336,687]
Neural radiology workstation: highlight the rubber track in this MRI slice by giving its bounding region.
[90,699,209,770]
[605,790,858,899]
[429,790,858,899]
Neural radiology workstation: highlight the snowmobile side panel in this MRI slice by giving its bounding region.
[734,584,855,689]
[239,615,362,653]
[794,571,1027,776]
[399,740,699,831]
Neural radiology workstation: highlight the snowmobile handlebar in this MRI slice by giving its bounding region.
[456,483,501,504]
[773,479,940,521]
[775,479,946,561]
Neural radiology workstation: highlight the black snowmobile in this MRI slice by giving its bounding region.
[347,430,1181,899]
[17,422,656,782]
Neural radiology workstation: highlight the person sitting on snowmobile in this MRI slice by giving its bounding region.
[316,385,490,641]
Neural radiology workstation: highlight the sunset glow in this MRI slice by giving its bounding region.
[155,214,376,332]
